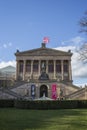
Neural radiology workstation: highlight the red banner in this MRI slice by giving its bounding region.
[52,84,57,100]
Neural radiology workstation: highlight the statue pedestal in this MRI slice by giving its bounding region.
[39,72,49,80]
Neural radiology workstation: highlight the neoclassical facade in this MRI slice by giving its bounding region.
[15,43,72,83]
[13,43,76,100]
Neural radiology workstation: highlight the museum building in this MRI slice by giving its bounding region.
[14,43,75,100]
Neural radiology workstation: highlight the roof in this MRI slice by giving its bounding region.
[0,66,16,78]
[15,43,72,57]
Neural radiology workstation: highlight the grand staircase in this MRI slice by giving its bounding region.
[0,81,87,100]
[65,87,86,99]
[0,87,24,99]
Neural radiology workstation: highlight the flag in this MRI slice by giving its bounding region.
[43,37,49,43]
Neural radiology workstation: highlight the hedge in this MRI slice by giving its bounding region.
[14,100,79,109]
[77,100,87,108]
[0,99,87,109]
[0,99,14,108]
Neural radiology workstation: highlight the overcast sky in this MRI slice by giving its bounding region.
[0,0,87,86]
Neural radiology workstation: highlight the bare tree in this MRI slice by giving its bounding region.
[78,11,87,63]
[78,43,87,63]
[79,11,87,34]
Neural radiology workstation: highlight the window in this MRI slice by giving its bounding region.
[33,60,38,72]
[19,60,23,73]
[48,60,54,73]
[63,60,68,73]
[26,60,31,72]
[56,60,61,73]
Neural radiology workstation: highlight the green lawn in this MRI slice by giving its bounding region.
[0,108,87,130]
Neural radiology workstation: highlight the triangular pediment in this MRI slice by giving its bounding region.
[15,47,72,56]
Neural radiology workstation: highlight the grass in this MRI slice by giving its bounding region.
[0,108,87,130]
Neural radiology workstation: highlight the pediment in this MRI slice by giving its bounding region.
[15,47,72,56]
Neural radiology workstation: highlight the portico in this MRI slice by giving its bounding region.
[15,43,72,83]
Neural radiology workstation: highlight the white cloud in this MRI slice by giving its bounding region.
[61,36,85,47]
[3,44,7,48]
[55,46,75,52]
[0,61,16,68]
[8,42,12,47]
[1,42,12,49]
[71,36,84,44]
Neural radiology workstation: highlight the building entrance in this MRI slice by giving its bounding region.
[40,85,48,97]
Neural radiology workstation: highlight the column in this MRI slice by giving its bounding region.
[16,60,19,80]
[31,60,33,79]
[61,60,64,80]
[23,60,26,80]
[39,60,41,75]
[69,60,72,81]
[46,60,48,73]
[54,60,56,79]
[85,86,87,100]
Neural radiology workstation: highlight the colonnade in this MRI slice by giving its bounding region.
[16,60,72,81]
